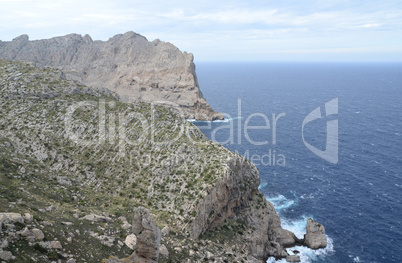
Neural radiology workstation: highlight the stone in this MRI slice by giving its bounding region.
[286,255,301,262]
[206,251,214,259]
[0,250,14,261]
[132,207,161,262]
[66,259,76,263]
[161,226,170,236]
[80,213,113,223]
[0,213,24,224]
[124,234,137,250]
[118,216,132,230]
[304,218,327,249]
[0,239,9,249]
[20,227,32,238]
[32,228,44,240]
[159,244,169,257]
[50,241,62,249]
[24,213,33,223]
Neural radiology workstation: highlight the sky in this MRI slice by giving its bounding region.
[0,0,401,62]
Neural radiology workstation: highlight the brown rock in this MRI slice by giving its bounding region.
[304,218,327,249]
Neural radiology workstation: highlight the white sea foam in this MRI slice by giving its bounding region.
[187,116,241,123]
[266,195,296,211]
[265,195,335,263]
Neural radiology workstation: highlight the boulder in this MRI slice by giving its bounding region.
[24,213,33,223]
[304,218,327,249]
[80,213,113,223]
[0,250,14,261]
[124,234,137,250]
[50,241,62,249]
[159,244,169,257]
[0,213,24,224]
[32,228,45,240]
[132,207,161,262]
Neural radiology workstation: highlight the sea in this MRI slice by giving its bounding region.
[190,62,402,263]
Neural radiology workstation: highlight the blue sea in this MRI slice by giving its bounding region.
[191,62,402,263]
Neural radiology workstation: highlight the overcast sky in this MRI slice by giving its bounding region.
[1,0,401,62]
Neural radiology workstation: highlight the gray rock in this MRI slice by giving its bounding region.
[40,241,62,249]
[32,228,44,240]
[132,207,161,262]
[80,213,113,223]
[0,250,14,261]
[0,32,223,121]
[23,213,33,223]
[0,213,24,224]
[286,255,301,262]
[50,241,62,249]
[206,251,214,259]
[0,239,9,249]
[159,244,169,257]
[304,218,327,249]
[124,234,137,250]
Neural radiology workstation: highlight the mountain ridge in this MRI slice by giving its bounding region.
[0,32,223,121]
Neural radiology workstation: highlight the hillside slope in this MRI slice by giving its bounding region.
[0,60,304,262]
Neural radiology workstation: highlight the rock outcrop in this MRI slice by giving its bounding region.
[104,207,161,263]
[131,207,161,262]
[0,32,223,120]
[304,218,327,249]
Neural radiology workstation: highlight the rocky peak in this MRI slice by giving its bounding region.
[0,32,223,120]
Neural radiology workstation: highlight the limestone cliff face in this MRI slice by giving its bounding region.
[0,32,223,121]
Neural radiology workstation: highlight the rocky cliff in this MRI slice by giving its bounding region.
[0,32,223,121]
[0,60,325,262]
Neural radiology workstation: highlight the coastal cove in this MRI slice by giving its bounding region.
[193,62,402,263]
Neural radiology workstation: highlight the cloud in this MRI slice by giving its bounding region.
[0,0,401,61]
[357,24,381,29]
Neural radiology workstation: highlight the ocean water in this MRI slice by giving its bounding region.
[191,62,402,263]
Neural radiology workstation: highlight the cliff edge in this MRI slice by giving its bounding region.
[0,32,223,121]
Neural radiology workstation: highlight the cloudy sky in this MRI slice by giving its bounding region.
[1,0,401,62]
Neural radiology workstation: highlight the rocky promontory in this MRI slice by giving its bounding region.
[0,55,327,261]
[0,32,223,121]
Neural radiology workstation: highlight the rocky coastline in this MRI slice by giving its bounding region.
[0,33,327,263]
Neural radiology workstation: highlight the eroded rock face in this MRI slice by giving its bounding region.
[190,156,260,239]
[0,32,223,120]
[190,155,300,261]
[304,218,327,249]
[132,207,161,263]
